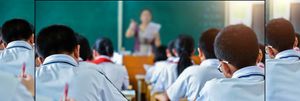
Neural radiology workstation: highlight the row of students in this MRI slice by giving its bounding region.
[0,19,34,101]
[146,24,265,101]
[35,25,129,101]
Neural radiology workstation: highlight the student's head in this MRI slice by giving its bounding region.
[140,9,152,24]
[1,19,34,45]
[266,18,295,58]
[153,45,167,62]
[36,25,79,60]
[175,35,195,76]
[93,37,114,57]
[198,28,219,61]
[75,33,93,61]
[214,24,259,78]
[166,40,176,58]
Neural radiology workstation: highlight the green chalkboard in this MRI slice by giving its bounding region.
[0,0,34,26]
[122,1,225,51]
[36,1,118,50]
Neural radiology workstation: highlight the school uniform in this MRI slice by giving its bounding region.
[266,49,300,101]
[148,57,175,85]
[167,59,224,101]
[0,41,34,76]
[91,55,129,90]
[197,66,264,101]
[0,71,34,101]
[36,54,78,101]
[151,57,180,94]
[68,64,128,101]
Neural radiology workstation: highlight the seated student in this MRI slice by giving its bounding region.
[91,37,129,90]
[148,40,176,86]
[0,19,34,76]
[166,28,224,101]
[152,35,194,94]
[197,24,264,101]
[266,18,300,101]
[145,45,168,83]
[0,71,34,101]
[75,33,93,61]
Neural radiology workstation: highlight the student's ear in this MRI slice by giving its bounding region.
[74,45,80,60]
[266,46,276,59]
[257,49,263,63]
[172,49,178,57]
[198,48,205,61]
[294,36,298,48]
[93,49,99,58]
[166,49,171,57]
[28,34,34,46]
[221,62,233,78]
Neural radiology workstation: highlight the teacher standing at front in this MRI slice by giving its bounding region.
[125,9,161,55]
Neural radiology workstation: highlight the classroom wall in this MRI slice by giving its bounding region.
[36,1,118,49]
[0,0,34,26]
[122,1,225,51]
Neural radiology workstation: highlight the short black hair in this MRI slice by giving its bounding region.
[75,33,93,61]
[1,19,33,44]
[93,37,114,57]
[266,18,295,52]
[153,45,167,62]
[36,25,77,59]
[199,28,219,59]
[167,40,176,56]
[214,24,259,69]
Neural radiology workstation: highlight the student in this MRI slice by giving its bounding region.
[152,35,194,94]
[92,37,129,90]
[266,18,300,101]
[167,28,224,100]
[0,71,34,101]
[197,24,264,101]
[75,33,93,61]
[148,40,176,85]
[0,19,34,76]
[0,27,5,52]
[257,44,265,68]
[294,33,300,52]
[145,45,167,83]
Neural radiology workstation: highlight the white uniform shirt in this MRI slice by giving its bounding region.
[0,41,34,76]
[69,63,128,101]
[152,57,180,94]
[167,59,224,101]
[36,54,78,101]
[0,71,34,101]
[148,57,175,86]
[197,66,264,101]
[94,55,129,90]
[266,49,300,101]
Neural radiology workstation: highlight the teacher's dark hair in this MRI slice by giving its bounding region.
[93,37,114,57]
[75,33,93,61]
[37,25,77,59]
[175,35,194,76]
[141,8,152,14]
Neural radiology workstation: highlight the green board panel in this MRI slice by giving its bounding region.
[122,1,225,51]
[0,0,34,26]
[36,1,118,50]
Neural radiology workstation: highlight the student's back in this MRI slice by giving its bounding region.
[0,19,34,76]
[0,71,34,101]
[266,18,300,101]
[92,37,129,90]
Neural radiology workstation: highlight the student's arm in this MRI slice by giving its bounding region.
[122,66,130,90]
[166,70,188,100]
[125,19,137,38]
[19,74,34,96]
[151,67,168,94]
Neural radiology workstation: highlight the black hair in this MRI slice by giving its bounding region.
[1,19,33,44]
[199,28,219,59]
[259,44,265,63]
[214,24,258,69]
[75,33,93,61]
[175,35,194,76]
[141,8,152,15]
[153,45,168,62]
[36,25,77,59]
[167,40,176,57]
[266,18,295,52]
[93,37,114,57]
